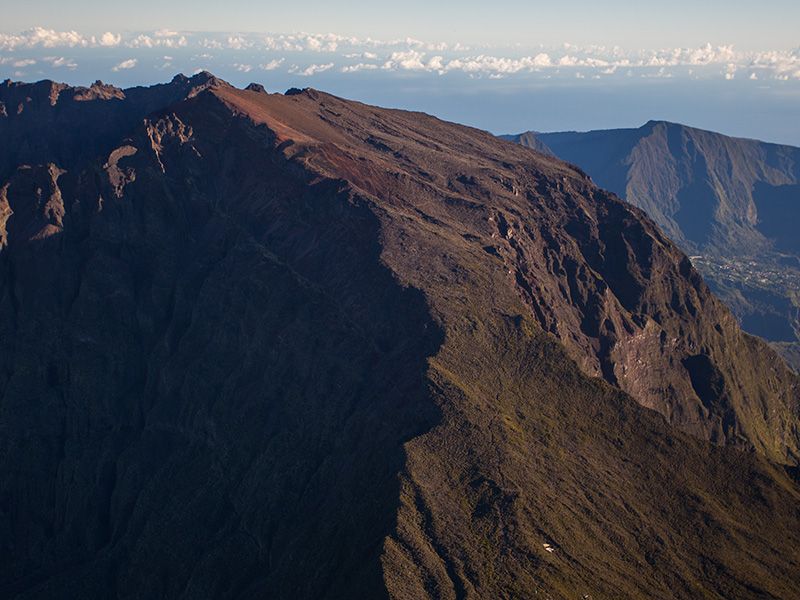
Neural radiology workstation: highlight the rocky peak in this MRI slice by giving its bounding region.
[245,83,267,93]
[71,80,126,101]
[188,70,227,91]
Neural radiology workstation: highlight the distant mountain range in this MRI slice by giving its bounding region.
[2,75,799,598]
[504,122,800,368]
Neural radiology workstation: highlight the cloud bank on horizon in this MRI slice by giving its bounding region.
[1,27,799,83]
[2,26,800,148]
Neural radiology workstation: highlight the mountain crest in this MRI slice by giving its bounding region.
[1,74,799,599]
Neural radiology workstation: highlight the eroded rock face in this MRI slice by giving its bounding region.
[206,86,796,463]
[506,123,800,370]
[0,72,226,181]
[1,76,799,599]
[0,163,66,247]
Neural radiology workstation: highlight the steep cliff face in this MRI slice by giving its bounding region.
[208,87,797,462]
[1,77,799,599]
[507,121,800,255]
[505,122,800,365]
[0,73,226,181]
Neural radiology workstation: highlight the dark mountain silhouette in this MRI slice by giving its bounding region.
[504,122,800,368]
[2,75,800,599]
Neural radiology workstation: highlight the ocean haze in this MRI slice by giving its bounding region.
[324,75,800,147]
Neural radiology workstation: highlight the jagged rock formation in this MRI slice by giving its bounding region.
[504,122,800,368]
[1,75,799,599]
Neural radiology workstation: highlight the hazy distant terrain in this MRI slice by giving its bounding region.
[506,122,800,369]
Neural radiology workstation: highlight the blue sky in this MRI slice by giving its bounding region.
[4,1,799,50]
[2,2,800,144]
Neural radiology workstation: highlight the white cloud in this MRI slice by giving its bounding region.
[0,27,88,50]
[112,58,138,72]
[291,62,334,76]
[747,48,800,80]
[262,36,303,52]
[2,29,800,82]
[44,56,77,69]
[263,32,345,53]
[127,34,187,49]
[341,63,379,73]
[234,63,252,72]
[377,51,554,75]
[558,55,610,68]
[260,59,285,71]
[98,32,121,47]
[532,53,553,67]
[304,33,353,52]
[128,35,156,48]
[382,50,427,70]
[13,59,36,67]
[226,36,250,50]
[300,34,331,51]
[643,44,735,68]
[364,51,378,60]
[427,55,445,72]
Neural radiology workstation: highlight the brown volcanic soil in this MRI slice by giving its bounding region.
[0,75,799,599]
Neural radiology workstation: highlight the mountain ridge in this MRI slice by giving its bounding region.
[505,121,800,368]
[1,75,799,598]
